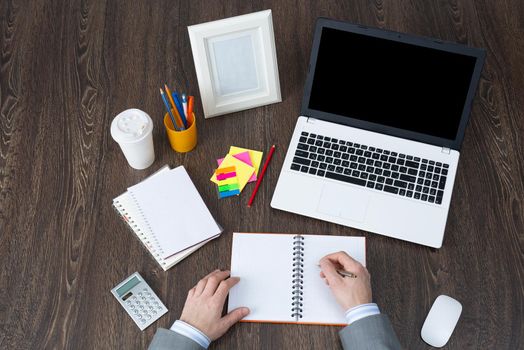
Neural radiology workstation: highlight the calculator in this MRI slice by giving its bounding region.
[111,272,168,330]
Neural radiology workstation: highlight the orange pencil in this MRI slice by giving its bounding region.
[164,84,184,129]
[247,145,276,207]
[187,96,194,121]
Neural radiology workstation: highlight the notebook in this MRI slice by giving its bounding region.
[228,232,366,326]
[113,166,222,270]
[128,166,223,259]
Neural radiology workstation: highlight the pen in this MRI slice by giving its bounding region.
[159,88,180,131]
[173,92,188,129]
[336,270,357,278]
[182,93,188,119]
[317,264,357,278]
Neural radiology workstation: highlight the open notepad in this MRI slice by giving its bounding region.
[228,233,366,326]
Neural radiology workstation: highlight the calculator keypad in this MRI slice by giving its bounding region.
[125,287,167,328]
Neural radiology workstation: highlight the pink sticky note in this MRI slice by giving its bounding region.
[217,151,257,182]
[232,151,253,166]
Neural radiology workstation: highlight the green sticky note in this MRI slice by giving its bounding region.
[218,183,239,192]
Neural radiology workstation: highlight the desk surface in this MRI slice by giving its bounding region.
[1,1,523,349]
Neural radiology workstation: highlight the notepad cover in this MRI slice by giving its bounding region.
[128,166,222,259]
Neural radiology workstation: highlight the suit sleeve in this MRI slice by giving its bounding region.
[148,328,205,350]
[339,314,401,350]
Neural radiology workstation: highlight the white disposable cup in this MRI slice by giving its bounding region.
[110,109,155,169]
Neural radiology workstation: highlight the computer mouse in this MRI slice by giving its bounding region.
[421,295,462,348]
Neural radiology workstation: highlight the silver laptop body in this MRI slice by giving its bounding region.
[271,19,485,248]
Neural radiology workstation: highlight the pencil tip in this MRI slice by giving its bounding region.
[159,88,163,94]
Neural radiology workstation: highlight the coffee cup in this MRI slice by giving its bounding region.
[110,108,155,169]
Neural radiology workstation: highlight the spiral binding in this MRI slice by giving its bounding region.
[113,197,166,265]
[128,192,165,257]
[291,235,305,320]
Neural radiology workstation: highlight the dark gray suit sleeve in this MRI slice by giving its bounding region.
[148,328,205,350]
[339,314,401,350]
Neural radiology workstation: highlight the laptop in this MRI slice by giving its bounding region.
[271,18,485,248]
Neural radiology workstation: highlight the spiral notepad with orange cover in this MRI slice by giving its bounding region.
[228,232,366,326]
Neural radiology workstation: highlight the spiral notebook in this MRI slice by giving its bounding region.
[228,233,366,326]
[113,166,222,271]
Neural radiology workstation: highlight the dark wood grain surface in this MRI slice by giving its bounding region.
[1,1,523,349]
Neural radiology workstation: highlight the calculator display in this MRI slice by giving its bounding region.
[116,276,140,297]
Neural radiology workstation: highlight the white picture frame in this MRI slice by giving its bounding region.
[188,10,282,118]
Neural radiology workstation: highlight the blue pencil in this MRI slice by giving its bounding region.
[160,88,180,131]
[173,92,188,129]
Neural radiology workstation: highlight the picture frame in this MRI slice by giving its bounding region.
[188,10,282,118]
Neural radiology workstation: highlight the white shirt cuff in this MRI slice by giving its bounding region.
[170,320,211,349]
[345,303,381,325]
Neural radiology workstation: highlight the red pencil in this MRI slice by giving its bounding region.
[247,145,276,207]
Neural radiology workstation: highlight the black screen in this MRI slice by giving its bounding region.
[308,28,477,140]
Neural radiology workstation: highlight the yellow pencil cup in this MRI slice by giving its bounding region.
[164,111,197,153]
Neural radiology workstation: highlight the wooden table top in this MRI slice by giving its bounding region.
[1,1,522,349]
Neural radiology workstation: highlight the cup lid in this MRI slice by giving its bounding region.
[111,109,153,143]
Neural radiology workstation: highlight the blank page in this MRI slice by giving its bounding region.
[128,166,222,259]
[113,191,213,270]
[300,235,366,324]
[228,233,294,323]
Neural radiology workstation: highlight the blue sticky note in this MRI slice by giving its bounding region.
[218,189,240,198]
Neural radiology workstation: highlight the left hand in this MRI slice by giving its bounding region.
[179,269,250,341]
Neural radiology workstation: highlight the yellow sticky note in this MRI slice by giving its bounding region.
[229,146,264,176]
[211,154,254,192]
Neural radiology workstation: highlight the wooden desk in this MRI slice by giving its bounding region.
[1,1,522,349]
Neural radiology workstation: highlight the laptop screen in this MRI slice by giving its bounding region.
[307,27,479,142]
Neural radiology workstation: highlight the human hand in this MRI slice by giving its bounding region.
[180,269,249,341]
[319,251,372,310]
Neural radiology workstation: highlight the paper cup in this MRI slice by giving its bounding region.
[111,109,155,169]
[164,112,197,153]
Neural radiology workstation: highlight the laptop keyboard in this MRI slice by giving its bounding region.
[290,132,449,205]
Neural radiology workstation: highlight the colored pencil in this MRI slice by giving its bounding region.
[247,145,276,207]
[173,92,188,129]
[160,88,180,131]
[164,84,184,130]
[187,96,194,121]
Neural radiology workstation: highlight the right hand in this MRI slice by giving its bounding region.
[319,251,372,310]
[180,269,249,341]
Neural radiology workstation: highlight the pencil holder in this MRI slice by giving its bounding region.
[164,111,197,153]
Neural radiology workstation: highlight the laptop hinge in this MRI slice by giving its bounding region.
[441,147,451,154]
[306,117,319,124]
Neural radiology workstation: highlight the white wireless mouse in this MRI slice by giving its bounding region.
[421,295,462,348]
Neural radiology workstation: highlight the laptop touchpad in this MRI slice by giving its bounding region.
[317,183,370,222]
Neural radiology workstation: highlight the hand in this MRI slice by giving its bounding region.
[180,269,249,341]
[319,251,372,310]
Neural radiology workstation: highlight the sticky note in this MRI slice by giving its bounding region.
[218,183,239,192]
[218,189,240,198]
[211,154,254,192]
[217,148,262,183]
[230,146,263,176]
[217,156,257,182]
[217,172,237,180]
[215,166,240,199]
[215,177,238,186]
[216,166,237,175]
